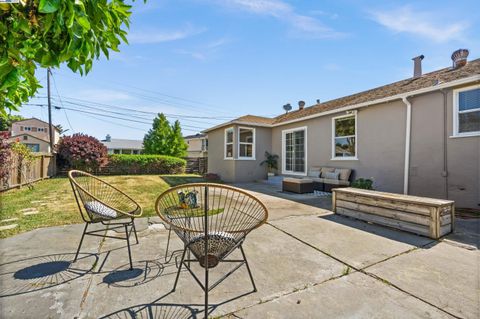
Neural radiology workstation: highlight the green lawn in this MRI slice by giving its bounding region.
[0,174,206,238]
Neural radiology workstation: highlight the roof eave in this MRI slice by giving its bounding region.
[272,74,480,127]
[202,121,273,133]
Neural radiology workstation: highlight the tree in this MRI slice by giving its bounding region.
[57,133,108,170]
[0,0,142,115]
[143,113,188,157]
[143,113,173,155]
[0,114,24,131]
[170,120,188,157]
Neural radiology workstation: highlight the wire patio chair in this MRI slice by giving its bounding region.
[155,183,268,318]
[68,170,142,270]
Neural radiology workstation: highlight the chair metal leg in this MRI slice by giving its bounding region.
[74,223,89,262]
[132,219,139,244]
[165,227,172,262]
[125,224,133,270]
[240,245,257,292]
[172,246,187,292]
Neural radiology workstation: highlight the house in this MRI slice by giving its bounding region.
[204,50,480,209]
[184,133,208,157]
[7,118,61,153]
[101,135,143,155]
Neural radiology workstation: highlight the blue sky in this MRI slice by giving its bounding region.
[16,0,480,140]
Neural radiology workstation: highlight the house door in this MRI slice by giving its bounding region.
[282,128,306,175]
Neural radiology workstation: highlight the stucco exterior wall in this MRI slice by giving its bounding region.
[409,86,479,209]
[272,100,407,193]
[11,119,60,144]
[207,125,271,182]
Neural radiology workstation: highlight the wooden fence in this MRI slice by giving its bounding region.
[185,157,208,174]
[1,154,55,191]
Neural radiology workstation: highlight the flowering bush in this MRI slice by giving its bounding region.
[57,134,108,171]
[0,138,13,188]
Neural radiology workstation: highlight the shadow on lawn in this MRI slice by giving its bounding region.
[160,175,208,187]
[0,253,98,298]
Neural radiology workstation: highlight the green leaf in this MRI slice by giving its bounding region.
[75,15,91,30]
[38,0,61,13]
[0,69,19,90]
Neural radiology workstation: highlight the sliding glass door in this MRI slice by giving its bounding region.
[283,127,306,175]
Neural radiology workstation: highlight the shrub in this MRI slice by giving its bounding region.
[0,138,13,188]
[351,178,374,190]
[57,134,108,171]
[108,154,186,174]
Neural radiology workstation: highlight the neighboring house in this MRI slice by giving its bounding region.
[184,133,208,157]
[204,52,480,209]
[101,135,143,154]
[7,118,60,153]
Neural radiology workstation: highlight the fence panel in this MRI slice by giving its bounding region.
[1,154,55,191]
[185,157,208,174]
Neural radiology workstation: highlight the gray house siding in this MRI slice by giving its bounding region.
[207,86,479,209]
[271,100,407,193]
[409,87,480,209]
[207,125,271,182]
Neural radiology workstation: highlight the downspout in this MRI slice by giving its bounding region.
[402,96,412,195]
[440,89,449,199]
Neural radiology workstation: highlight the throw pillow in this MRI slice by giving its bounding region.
[324,172,340,180]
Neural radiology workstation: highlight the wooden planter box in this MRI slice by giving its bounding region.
[332,188,455,239]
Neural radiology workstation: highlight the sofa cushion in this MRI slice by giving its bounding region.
[324,172,340,180]
[317,178,350,186]
[320,167,335,178]
[307,167,321,178]
[334,168,352,181]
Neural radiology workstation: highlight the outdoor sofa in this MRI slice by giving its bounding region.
[306,166,353,192]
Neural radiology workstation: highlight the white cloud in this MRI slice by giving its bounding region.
[176,37,232,61]
[79,89,133,102]
[129,24,207,44]
[217,0,345,38]
[370,6,468,43]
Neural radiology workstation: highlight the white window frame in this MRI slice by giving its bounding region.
[237,127,256,160]
[224,127,234,160]
[281,126,307,176]
[331,112,358,160]
[452,84,480,138]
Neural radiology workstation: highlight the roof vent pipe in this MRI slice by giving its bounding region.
[316,99,321,104]
[412,55,424,78]
[298,100,305,110]
[451,49,469,68]
[105,134,111,142]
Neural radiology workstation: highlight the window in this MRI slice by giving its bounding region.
[133,150,139,154]
[113,149,120,154]
[238,127,255,159]
[202,139,208,151]
[38,127,45,132]
[282,127,307,175]
[454,86,480,137]
[23,136,28,140]
[25,144,40,152]
[24,127,31,131]
[224,127,234,159]
[332,113,357,159]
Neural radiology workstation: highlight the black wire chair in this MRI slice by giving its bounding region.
[68,170,142,270]
[155,183,268,319]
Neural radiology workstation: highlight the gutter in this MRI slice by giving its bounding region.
[402,97,412,195]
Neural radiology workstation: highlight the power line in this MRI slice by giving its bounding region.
[28,103,208,131]
[50,72,75,133]
[54,71,235,116]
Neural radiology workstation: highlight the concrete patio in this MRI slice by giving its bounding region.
[0,182,478,318]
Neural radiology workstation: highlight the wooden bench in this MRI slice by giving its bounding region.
[332,188,455,239]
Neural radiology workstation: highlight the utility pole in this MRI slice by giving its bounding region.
[47,68,54,153]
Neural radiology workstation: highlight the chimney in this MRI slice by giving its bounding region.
[298,100,306,110]
[105,134,111,142]
[412,55,424,78]
[451,49,469,68]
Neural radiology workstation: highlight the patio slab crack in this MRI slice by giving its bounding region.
[264,222,462,319]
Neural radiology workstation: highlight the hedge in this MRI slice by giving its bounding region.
[106,154,186,175]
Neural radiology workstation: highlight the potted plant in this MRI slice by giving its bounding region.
[260,151,278,177]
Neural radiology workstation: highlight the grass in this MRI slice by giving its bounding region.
[0,174,207,238]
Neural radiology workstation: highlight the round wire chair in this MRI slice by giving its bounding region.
[68,170,142,269]
[155,183,268,318]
